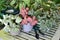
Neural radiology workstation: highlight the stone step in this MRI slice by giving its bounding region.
[4,33,22,40]
[4,26,59,40]
[21,31,46,40]
[20,26,58,40]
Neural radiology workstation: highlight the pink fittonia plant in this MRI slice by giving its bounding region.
[20,7,29,18]
[20,16,38,26]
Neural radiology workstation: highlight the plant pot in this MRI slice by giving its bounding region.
[23,23,33,33]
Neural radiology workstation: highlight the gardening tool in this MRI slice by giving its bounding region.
[1,7,19,15]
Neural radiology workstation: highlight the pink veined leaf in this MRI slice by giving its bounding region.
[27,16,38,26]
[20,8,26,17]
[26,7,29,11]
[21,19,27,25]
[31,20,38,26]
[25,11,28,14]
[27,17,32,23]
[31,16,38,26]
[20,7,29,18]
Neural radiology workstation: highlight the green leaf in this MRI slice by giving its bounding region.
[10,0,16,6]
[23,0,30,7]
[19,3,26,9]
[15,4,18,8]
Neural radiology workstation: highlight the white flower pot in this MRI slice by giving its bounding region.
[23,23,33,33]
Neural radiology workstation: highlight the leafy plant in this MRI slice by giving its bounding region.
[27,0,60,32]
[0,0,11,11]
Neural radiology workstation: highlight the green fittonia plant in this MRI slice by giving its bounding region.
[0,14,22,33]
